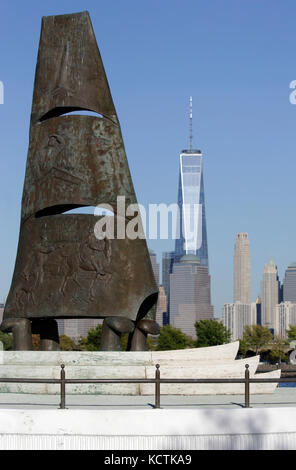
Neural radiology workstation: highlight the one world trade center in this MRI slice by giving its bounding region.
[174,98,209,266]
[168,98,213,334]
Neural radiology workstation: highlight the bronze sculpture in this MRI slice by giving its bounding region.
[1,11,159,351]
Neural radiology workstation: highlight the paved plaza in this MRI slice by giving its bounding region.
[0,387,295,410]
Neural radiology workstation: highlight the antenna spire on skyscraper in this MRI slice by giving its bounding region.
[190,96,193,152]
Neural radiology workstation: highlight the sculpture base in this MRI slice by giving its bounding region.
[1,406,296,450]
[0,342,280,395]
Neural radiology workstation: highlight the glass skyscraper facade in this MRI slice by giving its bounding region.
[174,150,209,266]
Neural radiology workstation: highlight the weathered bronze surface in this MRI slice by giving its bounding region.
[100,317,134,351]
[1,318,33,351]
[5,215,157,321]
[2,11,159,350]
[22,115,137,222]
[129,319,161,351]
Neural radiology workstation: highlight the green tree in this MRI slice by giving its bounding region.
[269,336,289,364]
[241,325,272,355]
[80,324,103,351]
[155,325,192,351]
[286,325,296,341]
[0,331,13,350]
[146,335,157,351]
[238,338,248,357]
[59,334,78,351]
[194,320,231,348]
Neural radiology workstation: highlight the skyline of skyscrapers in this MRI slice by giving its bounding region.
[221,232,296,341]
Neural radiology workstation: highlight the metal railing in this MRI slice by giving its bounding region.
[0,363,295,409]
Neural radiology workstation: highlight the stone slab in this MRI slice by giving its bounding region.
[150,341,239,364]
[0,365,147,395]
[141,356,258,395]
[0,341,239,366]
[141,357,280,395]
[0,350,152,366]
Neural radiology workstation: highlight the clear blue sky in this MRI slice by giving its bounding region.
[1,0,296,317]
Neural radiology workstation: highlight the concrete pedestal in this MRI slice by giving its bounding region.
[0,407,295,450]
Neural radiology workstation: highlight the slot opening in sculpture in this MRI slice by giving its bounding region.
[35,204,88,218]
[39,107,104,122]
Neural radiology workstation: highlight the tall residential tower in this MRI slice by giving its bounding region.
[283,262,296,302]
[261,256,279,332]
[233,233,251,304]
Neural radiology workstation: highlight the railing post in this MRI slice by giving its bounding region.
[60,364,66,410]
[244,364,250,408]
[155,364,160,409]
